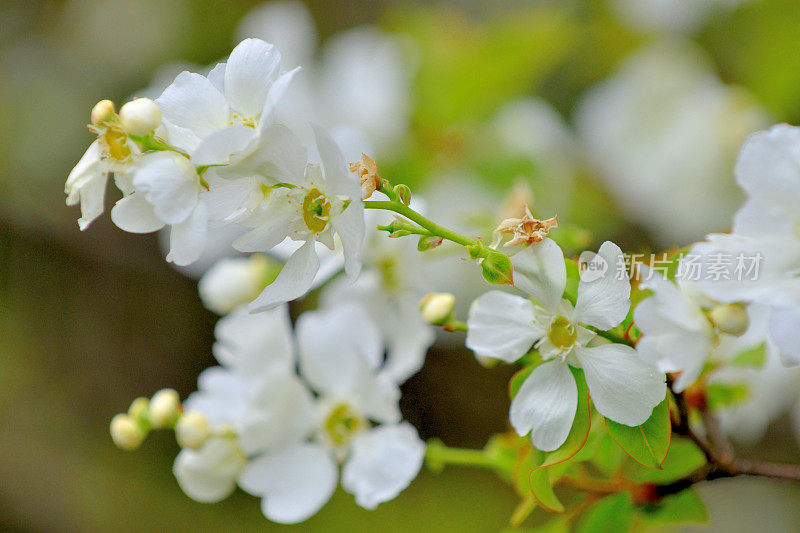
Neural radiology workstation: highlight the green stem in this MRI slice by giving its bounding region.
[363,200,476,248]
[425,441,503,471]
[443,319,468,332]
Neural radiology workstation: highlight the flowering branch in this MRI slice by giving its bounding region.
[363,198,478,249]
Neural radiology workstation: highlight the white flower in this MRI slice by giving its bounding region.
[174,305,317,503]
[690,124,800,365]
[155,38,298,165]
[634,266,718,392]
[175,304,423,522]
[710,309,800,445]
[237,304,424,522]
[174,437,247,503]
[110,152,208,266]
[226,125,365,310]
[317,202,436,384]
[466,239,665,451]
[65,115,138,230]
[197,255,276,315]
[576,40,768,245]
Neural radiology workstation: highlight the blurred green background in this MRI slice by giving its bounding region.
[3,0,800,531]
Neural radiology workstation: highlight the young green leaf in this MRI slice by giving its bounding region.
[625,438,707,483]
[605,397,671,469]
[729,343,767,368]
[577,493,634,533]
[706,382,750,411]
[639,488,708,525]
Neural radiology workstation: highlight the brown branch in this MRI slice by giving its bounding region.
[659,386,800,498]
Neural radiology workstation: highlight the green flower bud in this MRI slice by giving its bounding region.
[394,184,412,206]
[481,250,514,285]
[417,235,443,251]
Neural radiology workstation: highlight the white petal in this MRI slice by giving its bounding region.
[213,305,295,376]
[313,123,361,199]
[133,154,200,224]
[110,193,165,233]
[466,291,542,363]
[735,124,800,207]
[769,307,800,366]
[331,198,365,279]
[258,67,300,129]
[207,62,226,93]
[173,438,245,503]
[248,239,319,311]
[185,367,246,428]
[166,202,207,266]
[238,373,318,455]
[573,241,631,329]
[509,360,577,451]
[190,126,258,167]
[575,343,666,426]
[156,72,229,139]
[218,124,308,185]
[238,443,337,524]
[381,295,436,383]
[341,423,425,510]
[224,38,281,118]
[296,304,383,396]
[65,141,108,230]
[511,238,567,311]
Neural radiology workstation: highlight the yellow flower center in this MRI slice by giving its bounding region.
[302,188,332,233]
[547,316,577,349]
[323,403,366,447]
[103,127,131,162]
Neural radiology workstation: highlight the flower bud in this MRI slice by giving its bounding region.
[175,412,210,450]
[418,235,443,251]
[91,99,116,125]
[394,184,412,206]
[149,388,181,428]
[127,397,149,423]
[110,414,146,451]
[198,255,276,315]
[481,250,514,285]
[419,293,456,325]
[119,98,162,136]
[709,304,749,336]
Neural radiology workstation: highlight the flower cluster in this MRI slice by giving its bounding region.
[67,25,800,529]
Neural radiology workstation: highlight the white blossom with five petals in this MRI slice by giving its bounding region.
[466,239,666,451]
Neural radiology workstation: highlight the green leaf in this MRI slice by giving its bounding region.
[625,438,707,484]
[640,488,708,525]
[729,343,767,368]
[590,434,624,478]
[605,397,671,469]
[577,493,634,533]
[530,465,565,513]
[707,382,750,411]
[529,368,592,512]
